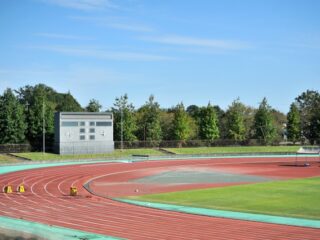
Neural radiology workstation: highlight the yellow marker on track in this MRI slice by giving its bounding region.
[70,187,78,196]
[18,185,25,193]
[4,185,13,193]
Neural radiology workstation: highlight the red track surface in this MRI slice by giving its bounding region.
[1,157,320,240]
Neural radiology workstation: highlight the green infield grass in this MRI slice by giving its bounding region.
[129,177,320,220]
[165,146,300,154]
[12,149,163,161]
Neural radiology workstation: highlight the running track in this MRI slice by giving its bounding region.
[1,157,320,240]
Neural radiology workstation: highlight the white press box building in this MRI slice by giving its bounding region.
[54,112,114,155]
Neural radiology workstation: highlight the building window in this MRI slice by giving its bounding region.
[80,128,85,133]
[80,121,85,126]
[89,128,95,133]
[90,135,95,140]
[61,121,78,127]
[96,121,112,127]
[80,135,85,140]
[89,122,95,126]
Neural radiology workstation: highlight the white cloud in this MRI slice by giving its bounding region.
[140,35,251,50]
[35,33,94,40]
[70,16,154,32]
[106,23,153,32]
[40,0,118,11]
[29,45,176,61]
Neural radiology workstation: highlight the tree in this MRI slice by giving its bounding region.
[253,98,276,145]
[309,104,320,143]
[287,103,301,143]
[225,99,246,141]
[270,109,286,142]
[16,84,55,149]
[186,105,201,120]
[186,105,201,139]
[172,103,191,141]
[213,105,226,137]
[160,110,174,140]
[16,85,83,112]
[136,95,162,141]
[295,90,320,143]
[86,99,102,112]
[239,106,256,140]
[198,103,220,140]
[112,94,137,141]
[56,92,83,112]
[15,84,83,149]
[0,89,27,143]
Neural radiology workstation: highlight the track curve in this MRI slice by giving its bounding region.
[1,157,320,240]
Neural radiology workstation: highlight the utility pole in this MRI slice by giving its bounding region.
[43,99,45,155]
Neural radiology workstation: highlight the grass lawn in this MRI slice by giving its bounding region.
[0,154,18,164]
[165,146,301,154]
[12,148,163,161]
[128,177,320,220]
[6,146,302,162]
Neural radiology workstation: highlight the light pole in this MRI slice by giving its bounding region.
[258,125,266,145]
[120,106,123,151]
[42,99,45,155]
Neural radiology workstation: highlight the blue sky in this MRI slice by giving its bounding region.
[0,0,319,113]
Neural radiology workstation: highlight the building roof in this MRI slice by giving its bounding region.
[56,112,112,116]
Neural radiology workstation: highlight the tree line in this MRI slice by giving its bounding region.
[0,84,319,149]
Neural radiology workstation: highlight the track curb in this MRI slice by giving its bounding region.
[0,216,122,240]
[116,198,320,229]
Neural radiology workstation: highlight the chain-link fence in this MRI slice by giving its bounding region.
[0,138,319,153]
[114,139,320,149]
[0,144,31,153]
